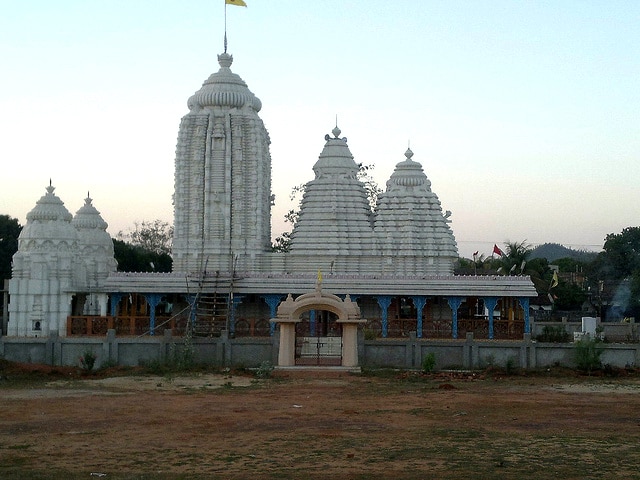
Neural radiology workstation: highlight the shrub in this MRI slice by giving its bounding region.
[422,353,436,373]
[574,336,604,374]
[79,350,97,372]
[255,361,274,379]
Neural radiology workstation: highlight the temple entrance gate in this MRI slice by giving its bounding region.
[271,281,366,369]
[295,311,342,366]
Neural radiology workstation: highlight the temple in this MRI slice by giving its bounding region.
[6,51,537,368]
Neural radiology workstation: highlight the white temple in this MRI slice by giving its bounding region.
[7,50,537,367]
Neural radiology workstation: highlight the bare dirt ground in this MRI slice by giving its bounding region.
[1,362,640,480]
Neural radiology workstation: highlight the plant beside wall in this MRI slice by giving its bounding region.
[422,353,436,373]
[79,350,97,373]
[574,336,604,374]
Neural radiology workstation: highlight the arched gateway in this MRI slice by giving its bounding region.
[271,279,366,369]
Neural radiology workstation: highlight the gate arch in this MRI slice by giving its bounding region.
[271,285,366,368]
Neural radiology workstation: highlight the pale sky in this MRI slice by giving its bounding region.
[1,1,638,259]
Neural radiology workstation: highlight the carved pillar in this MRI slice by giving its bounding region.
[447,296,464,339]
[261,294,284,336]
[109,293,124,317]
[483,297,499,340]
[519,297,531,334]
[143,293,163,336]
[376,296,392,338]
[411,296,427,338]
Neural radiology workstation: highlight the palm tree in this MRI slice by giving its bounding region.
[500,240,532,275]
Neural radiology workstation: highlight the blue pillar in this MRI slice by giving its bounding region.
[143,293,163,336]
[411,296,427,338]
[109,293,124,317]
[309,310,317,336]
[376,296,392,338]
[229,295,244,337]
[483,297,499,340]
[446,297,464,339]
[261,294,284,336]
[519,297,531,334]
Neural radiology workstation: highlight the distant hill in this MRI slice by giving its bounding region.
[530,243,599,262]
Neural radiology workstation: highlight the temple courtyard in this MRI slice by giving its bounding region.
[1,364,639,479]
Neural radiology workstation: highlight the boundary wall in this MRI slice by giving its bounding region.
[1,330,639,370]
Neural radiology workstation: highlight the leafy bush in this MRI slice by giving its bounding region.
[422,353,436,373]
[255,361,274,379]
[79,350,97,372]
[574,336,604,374]
[363,328,378,340]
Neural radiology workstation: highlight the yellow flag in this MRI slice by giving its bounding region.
[550,271,558,289]
[226,0,247,6]
[317,270,323,283]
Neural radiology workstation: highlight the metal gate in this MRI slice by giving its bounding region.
[295,336,343,366]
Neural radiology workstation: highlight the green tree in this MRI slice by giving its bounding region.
[113,239,172,273]
[117,219,173,256]
[498,240,532,275]
[0,215,22,281]
[589,227,640,318]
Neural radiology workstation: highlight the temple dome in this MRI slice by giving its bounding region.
[72,195,115,252]
[386,148,432,190]
[19,184,78,248]
[187,52,262,112]
[72,194,117,277]
[312,126,359,177]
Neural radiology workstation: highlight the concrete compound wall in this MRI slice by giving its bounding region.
[1,330,639,370]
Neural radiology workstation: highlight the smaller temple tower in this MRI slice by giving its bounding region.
[289,126,376,261]
[8,185,116,336]
[375,148,458,274]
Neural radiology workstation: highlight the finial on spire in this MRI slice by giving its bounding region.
[405,147,414,160]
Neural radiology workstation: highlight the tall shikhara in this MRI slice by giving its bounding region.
[172,52,272,273]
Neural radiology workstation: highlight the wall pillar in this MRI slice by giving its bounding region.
[277,322,297,366]
[341,323,359,367]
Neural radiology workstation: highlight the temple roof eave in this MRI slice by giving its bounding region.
[98,272,538,298]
